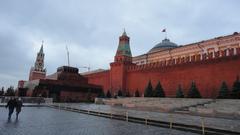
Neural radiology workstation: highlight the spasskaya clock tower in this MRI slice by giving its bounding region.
[29,41,46,81]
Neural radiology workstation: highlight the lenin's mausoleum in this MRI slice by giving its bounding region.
[18,31,240,101]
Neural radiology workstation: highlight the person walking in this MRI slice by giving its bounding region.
[15,98,23,119]
[5,97,16,120]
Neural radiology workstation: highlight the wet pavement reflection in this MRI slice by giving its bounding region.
[0,107,198,135]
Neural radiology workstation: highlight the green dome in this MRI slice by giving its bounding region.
[148,38,178,53]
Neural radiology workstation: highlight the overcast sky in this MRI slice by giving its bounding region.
[0,0,240,88]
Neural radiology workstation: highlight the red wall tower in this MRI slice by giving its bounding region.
[110,30,135,95]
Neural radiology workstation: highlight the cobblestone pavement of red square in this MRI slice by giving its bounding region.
[0,107,198,135]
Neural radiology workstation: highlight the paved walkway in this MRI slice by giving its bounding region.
[0,107,197,135]
[55,103,240,133]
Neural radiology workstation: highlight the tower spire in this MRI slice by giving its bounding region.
[122,28,127,36]
[40,40,44,53]
[114,30,132,63]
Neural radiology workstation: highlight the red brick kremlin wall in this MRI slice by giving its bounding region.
[85,51,240,98]
[126,55,240,98]
[85,70,111,92]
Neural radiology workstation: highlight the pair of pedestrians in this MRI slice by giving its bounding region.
[5,97,23,120]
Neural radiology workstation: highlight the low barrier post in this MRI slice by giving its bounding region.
[169,114,173,129]
[126,111,128,122]
[98,107,100,116]
[145,112,148,125]
[201,117,205,135]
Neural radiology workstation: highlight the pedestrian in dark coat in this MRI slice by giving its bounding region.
[16,98,23,119]
[5,98,16,120]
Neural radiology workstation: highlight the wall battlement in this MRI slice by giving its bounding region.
[127,48,240,72]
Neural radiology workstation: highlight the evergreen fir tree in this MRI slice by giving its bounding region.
[218,81,229,99]
[106,90,112,98]
[153,81,165,97]
[97,89,105,98]
[187,81,201,98]
[144,80,153,97]
[0,87,4,96]
[232,76,240,99]
[5,86,15,96]
[117,90,123,97]
[125,91,130,97]
[86,89,92,101]
[135,89,140,97]
[42,91,47,98]
[176,84,184,98]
